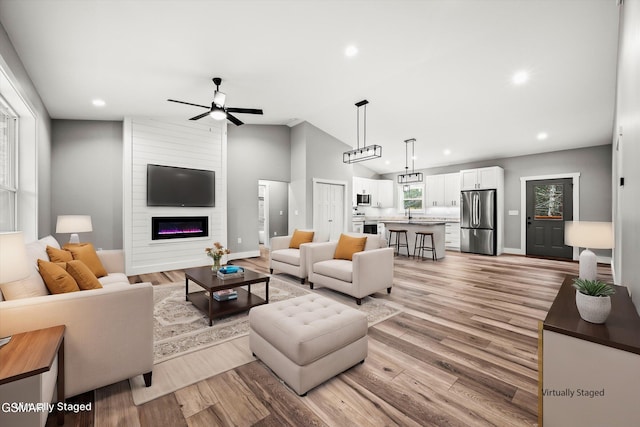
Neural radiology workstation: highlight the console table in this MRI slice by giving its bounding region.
[540,275,640,426]
[0,325,65,426]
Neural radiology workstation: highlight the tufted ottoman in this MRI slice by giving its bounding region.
[249,293,368,395]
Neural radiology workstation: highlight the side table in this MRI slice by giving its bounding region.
[0,325,66,426]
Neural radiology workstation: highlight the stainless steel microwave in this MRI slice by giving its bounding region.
[357,194,371,206]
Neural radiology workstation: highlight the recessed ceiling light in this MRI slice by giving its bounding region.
[511,70,530,85]
[385,160,391,165]
[443,149,451,156]
[345,45,358,57]
[92,99,106,107]
[537,132,549,140]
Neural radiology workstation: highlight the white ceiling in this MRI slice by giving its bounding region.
[0,0,620,174]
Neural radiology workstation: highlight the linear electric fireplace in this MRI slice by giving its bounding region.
[151,216,209,240]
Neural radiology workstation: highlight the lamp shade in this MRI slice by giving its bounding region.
[0,231,30,283]
[56,215,93,233]
[564,221,614,249]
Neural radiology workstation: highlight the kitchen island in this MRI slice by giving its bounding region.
[380,220,447,259]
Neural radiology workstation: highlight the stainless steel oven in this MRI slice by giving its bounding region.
[363,222,377,234]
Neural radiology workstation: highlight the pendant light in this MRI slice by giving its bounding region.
[397,138,423,183]
[342,99,382,164]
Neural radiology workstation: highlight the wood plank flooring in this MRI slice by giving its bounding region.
[48,249,613,427]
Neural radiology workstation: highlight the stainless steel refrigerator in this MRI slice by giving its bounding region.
[460,189,496,255]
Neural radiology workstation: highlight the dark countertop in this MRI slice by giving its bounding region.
[543,275,640,355]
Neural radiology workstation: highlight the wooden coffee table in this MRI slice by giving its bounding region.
[184,266,270,326]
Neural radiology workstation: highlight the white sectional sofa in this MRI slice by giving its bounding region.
[0,235,153,400]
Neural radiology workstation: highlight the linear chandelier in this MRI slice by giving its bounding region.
[397,138,423,184]
[343,99,382,164]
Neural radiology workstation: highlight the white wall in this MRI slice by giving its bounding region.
[613,0,640,312]
[123,118,227,275]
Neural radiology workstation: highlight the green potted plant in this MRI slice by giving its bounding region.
[572,278,615,324]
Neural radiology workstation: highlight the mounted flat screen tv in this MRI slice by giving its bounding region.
[147,164,215,207]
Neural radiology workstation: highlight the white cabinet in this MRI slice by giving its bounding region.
[353,177,393,208]
[445,222,460,250]
[460,166,503,190]
[373,180,393,208]
[444,173,460,207]
[426,175,445,207]
[425,173,460,207]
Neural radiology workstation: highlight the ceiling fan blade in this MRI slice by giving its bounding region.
[167,99,210,109]
[189,111,211,121]
[226,107,263,115]
[226,113,244,126]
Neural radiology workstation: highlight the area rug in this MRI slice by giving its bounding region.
[129,276,402,405]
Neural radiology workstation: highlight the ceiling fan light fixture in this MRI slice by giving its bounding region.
[210,106,227,121]
[213,91,226,107]
[343,99,383,164]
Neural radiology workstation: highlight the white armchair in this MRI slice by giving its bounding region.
[306,233,393,305]
[269,230,325,284]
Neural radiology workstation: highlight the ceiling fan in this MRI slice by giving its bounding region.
[168,77,263,126]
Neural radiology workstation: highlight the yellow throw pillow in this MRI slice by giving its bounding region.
[289,229,315,249]
[66,260,103,290]
[63,243,108,278]
[37,259,80,294]
[46,245,73,262]
[333,234,367,261]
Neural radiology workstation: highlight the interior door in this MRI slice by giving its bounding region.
[313,182,345,241]
[526,178,573,258]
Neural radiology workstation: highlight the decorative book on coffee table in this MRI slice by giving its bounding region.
[212,289,237,301]
[217,266,245,279]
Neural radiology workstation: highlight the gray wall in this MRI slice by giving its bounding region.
[227,124,290,253]
[0,21,52,239]
[51,120,123,249]
[303,122,357,226]
[383,145,612,250]
[613,0,640,312]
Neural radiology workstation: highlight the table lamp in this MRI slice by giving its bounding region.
[564,221,614,281]
[0,231,30,283]
[56,215,93,244]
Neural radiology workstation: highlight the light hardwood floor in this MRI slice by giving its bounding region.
[48,249,613,427]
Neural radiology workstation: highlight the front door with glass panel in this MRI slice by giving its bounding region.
[526,178,573,258]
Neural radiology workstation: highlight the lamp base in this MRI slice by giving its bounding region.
[68,233,80,244]
[579,248,597,281]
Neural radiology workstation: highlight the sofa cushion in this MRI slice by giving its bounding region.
[66,260,103,290]
[64,243,108,278]
[98,273,129,286]
[271,248,301,266]
[39,235,61,250]
[313,259,353,283]
[46,245,73,262]
[38,259,80,294]
[334,234,367,261]
[289,229,314,249]
[0,275,50,300]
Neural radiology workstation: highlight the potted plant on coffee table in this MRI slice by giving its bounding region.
[572,278,615,324]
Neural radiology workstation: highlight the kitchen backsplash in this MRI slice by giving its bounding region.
[354,205,460,219]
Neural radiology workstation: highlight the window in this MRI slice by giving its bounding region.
[399,183,424,211]
[0,97,18,232]
[534,184,564,220]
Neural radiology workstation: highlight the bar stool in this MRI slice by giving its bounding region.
[414,231,437,261]
[387,228,410,257]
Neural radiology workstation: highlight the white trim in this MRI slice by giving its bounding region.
[503,247,523,255]
[519,173,580,258]
[228,250,260,260]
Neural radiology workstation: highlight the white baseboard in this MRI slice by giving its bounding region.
[228,250,260,260]
[503,247,525,255]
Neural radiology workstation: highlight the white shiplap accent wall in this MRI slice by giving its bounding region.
[123,118,227,275]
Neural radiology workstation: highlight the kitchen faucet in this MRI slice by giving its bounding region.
[405,206,413,220]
